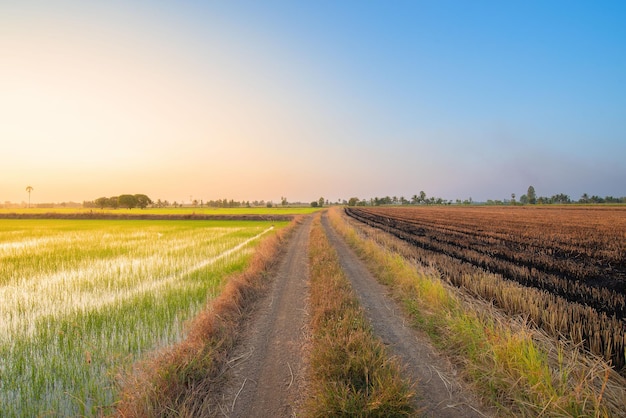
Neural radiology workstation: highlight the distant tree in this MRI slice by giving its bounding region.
[551,193,571,204]
[310,201,318,208]
[579,193,590,204]
[118,194,138,209]
[95,197,108,209]
[527,186,537,204]
[520,194,529,204]
[348,197,360,206]
[26,186,33,208]
[511,193,516,205]
[419,190,426,204]
[318,197,324,208]
[281,196,288,206]
[266,201,273,208]
[135,194,152,209]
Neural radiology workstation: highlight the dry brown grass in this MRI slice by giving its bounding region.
[113,217,301,417]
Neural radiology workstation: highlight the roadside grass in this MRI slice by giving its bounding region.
[114,216,301,417]
[306,213,416,417]
[327,207,626,417]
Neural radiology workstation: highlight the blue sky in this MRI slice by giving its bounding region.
[1,1,624,203]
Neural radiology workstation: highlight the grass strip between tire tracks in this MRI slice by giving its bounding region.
[327,207,626,417]
[306,213,416,417]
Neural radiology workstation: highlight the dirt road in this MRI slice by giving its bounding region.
[215,212,489,417]
[321,213,489,417]
[217,216,312,417]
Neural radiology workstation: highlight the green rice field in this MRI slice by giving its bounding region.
[0,218,285,416]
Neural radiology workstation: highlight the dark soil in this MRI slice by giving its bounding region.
[0,212,293,221]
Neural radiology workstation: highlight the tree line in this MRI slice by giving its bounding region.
[76,187,626,210]
[85,196,284,209]
[345,186,626,207]
[493,186,626,205]
[345,191,457,207]
[87,194,153,209]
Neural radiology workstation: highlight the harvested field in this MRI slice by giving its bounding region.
[345,206,626,372]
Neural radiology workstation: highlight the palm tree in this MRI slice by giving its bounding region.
[26,185,33,208]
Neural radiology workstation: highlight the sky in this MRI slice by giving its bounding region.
[1,1,625,204]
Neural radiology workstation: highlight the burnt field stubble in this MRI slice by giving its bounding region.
[345,206,626,373]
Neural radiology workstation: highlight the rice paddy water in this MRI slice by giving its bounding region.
[0,218,281,416]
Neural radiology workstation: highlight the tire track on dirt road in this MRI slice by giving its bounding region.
[219,216,312,417]
[321,213,491,418]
